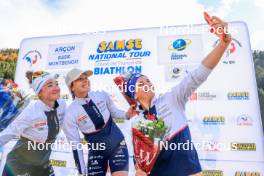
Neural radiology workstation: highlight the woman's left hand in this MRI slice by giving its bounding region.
[210,16,232,44]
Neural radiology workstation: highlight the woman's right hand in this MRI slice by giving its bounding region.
[126,104,138,119]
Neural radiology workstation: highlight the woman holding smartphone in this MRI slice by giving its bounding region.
[127,16,231,176]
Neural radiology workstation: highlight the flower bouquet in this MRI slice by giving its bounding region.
[132,114,168,173]
[0,80,30,132]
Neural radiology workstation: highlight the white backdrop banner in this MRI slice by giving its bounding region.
[0,22,263,175]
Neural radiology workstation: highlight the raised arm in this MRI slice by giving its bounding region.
[202,16,231,69]
[172,16,231,107]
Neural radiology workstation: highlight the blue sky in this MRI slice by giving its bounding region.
[0,0,263,50]
[198,0,264,50]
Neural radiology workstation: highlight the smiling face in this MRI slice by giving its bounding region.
[71,73,90,98]
[38,79,60,102]
[134,76,155,101]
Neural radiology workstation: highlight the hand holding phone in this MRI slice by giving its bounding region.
[204,11,225,41]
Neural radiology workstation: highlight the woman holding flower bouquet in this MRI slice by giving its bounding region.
[63,68,137,176]
[122,15,231,176]
[0,71,66,176]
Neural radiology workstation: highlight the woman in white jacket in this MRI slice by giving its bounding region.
[0,71,66,176]
[63,69,136,176]
[131,16,231,176]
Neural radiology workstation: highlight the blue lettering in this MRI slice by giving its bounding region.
[55,46,75,53]
[93,66,141,75]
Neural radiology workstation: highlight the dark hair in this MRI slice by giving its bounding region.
[25,71,33,84]
[70,82,75,99]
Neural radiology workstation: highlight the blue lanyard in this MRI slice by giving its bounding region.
[82,99,105,130]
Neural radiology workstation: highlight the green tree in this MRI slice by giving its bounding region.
[0,49,18,80]
[253,50,264,132]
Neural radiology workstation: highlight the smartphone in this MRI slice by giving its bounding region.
[204,11,225,40]
[204,11,212,25]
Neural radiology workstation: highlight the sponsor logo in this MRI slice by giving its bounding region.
[237,114,253,126]
[202,170,223,176]
[89,39,151,75]
[89,39,151,62]
[170,67,184,79]
[227,92,249,100]
[190,92,198,100]
[91,160,99,166]
[50,159,67,167]
[47,43,82,69]
[203,116,225,125]
[235,171,260,176]
[213,38,242,64]
[89,155,103,160]
[168,39,191,51]
[54,46,76,53]
[231,142,256,151]
[165,65,196,82]
[168,39,192,61]
[22,50,42,66]
[190,92,217,101]
[157,34,203,64]
[97,39,142,53]
[113,118,125,124]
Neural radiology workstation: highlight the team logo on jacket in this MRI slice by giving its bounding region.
[77,115,88,125]
[34,120,47,131]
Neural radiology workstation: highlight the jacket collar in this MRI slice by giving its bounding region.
[74,92,90,104]
[37,99,59,111]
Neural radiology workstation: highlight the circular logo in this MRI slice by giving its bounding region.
[168,39,192,51]
[22,50,42,66]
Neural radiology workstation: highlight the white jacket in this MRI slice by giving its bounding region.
[0,99,66,146]
[140,64,212,140]
[63,91,127,174]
